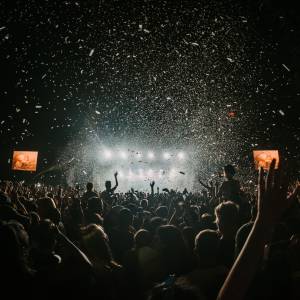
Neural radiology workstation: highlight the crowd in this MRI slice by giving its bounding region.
[0,160,299,300]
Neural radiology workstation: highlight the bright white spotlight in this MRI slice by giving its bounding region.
[118,171,124,178]
[147,169,153,177]
[104,150,112,159]
[147,151,155,159]
[163,152,171,160]
[158,169,164,178]
[120,151,127,159]
[170,168,177,178]
[128,169,133,180]
[177,152,185,160]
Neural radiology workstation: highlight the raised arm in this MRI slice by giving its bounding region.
[217,159,292,300]
[111,172,119,192]
[150,181,155,195]
[199,179,210,190]
[56,226,92,268]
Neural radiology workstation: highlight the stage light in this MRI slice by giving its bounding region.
[170,168,177,178]
[177,152,185,160]
[147,169,153,176]
[120,151,127,159]
[147,151,155,159]
[158,169,164,178]
[128,169,134,180]
[104,150,112,159]
[163,152,171,160]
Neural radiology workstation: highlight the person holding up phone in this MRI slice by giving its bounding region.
[217,165,241,205]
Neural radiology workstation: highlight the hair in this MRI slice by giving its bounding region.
[119,208,133,227]
[156,225,188,275]
[155,206,168,219]
[0,221,32,275]
[194,229,219,263]
[81,224,113,262]
[215,201,239,233]
[224,164,236,177]
[33,219,57,250]
[36,197,56,220]
[140,198,148,209]
[86,182,93,191]
[134,229,152,248]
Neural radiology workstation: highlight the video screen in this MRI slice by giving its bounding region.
[12,151,39,171]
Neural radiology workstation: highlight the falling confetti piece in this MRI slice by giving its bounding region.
[282,64,290,72]
[95,110,100,114]
[227,57,234,63]
[89,49,95,56]
[278,109,285,116]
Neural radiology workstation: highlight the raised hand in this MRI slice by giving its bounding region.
[150,181,155,188]
[114,171,118,177]
[257,159,290,226]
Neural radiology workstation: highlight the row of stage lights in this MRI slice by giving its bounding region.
[102,150,186,161]
[116,168,181,180]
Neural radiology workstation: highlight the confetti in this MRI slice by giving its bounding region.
[282,64,290,72]
[89,49,95,56]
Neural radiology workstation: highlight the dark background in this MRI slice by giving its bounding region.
[0,0,299,183]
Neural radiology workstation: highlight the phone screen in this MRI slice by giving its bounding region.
[253,150,279,170]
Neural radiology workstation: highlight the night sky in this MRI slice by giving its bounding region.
[0,0,299,182]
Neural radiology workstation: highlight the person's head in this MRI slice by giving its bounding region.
[182,226,196,253]
[223,164,236,179]
[145,217,165,236]
[215,201,239,239]
[29,211,40,227]
[82,224,113,262]
[0,221,30,272]
[156,225,186,254]
[199,213,216,231]
[36,197,56,220]
[134,229,152,249]
[119,208,133,228]
[33,219,57,252]
[194,229,219,267]
[48,207,61,225]
[0,191,11,204]
[105,180,112,191]
[87,197,103,215]
[86,182,93,192]
[140,198,148,210]
[155,206,168,219]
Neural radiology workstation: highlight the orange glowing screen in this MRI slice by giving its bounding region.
[12,151,38,171]
[253,150,279,170]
